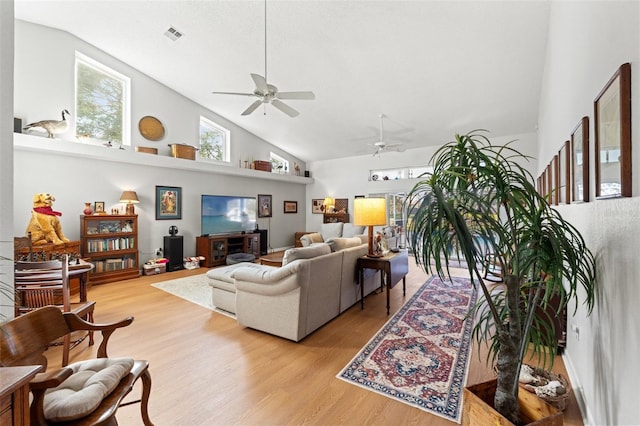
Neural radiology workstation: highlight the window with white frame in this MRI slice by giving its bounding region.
[75,52,130,145]
[270,152,289,174]
[199,117,230,162]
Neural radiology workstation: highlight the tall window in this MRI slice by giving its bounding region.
[75,52,130,145]
[199,117,230,162]
[270,152,289,174]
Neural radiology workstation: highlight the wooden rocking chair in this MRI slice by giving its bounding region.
[14,254,96,366]
[0,306,153,426]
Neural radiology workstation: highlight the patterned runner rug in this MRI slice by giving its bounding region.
[337,275,476,423]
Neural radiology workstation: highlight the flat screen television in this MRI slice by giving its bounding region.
[201,195,257,236]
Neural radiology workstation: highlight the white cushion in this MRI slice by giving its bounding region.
[326,237,364,252]
[320,222,343,240]
[342,223,365,237]
[282,244,331,266]
[44,357,134,422]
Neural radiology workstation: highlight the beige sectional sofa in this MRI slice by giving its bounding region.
[207,237,381,341]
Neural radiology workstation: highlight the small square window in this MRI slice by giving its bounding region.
[199,117,230,162]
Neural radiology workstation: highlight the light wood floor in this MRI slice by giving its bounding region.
[45,259,583,425]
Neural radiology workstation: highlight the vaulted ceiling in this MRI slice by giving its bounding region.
[15,0,550,162]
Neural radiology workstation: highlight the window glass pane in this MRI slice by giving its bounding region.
[199,117,229,162]
[270,152,289,173]
[75,53,129,145]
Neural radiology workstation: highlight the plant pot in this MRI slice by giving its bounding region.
[463,379,563,426]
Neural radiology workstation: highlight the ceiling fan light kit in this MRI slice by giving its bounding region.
[212,1,315,117]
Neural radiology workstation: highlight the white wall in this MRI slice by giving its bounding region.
[306,132,538,231]
[0,1,15,319]
[12,20,309,259]
[537,2,640,425]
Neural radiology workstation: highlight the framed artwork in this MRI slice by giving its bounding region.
[594,62,631,198]
[571,116,589,202]
[559,141,571,204]
[551,155,559,205]
[335,198,348,213]
[311,199,324,214]
[258,194,272,218]
[545,162,552,202]
[156,186,182,220]
[94,201,105,214]
[284,201,298,214]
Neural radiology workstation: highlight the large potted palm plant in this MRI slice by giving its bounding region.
[406,130,595,425]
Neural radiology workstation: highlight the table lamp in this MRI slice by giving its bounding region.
[354,197,387,258]
[119,190,139,215]
[323,197,335,213]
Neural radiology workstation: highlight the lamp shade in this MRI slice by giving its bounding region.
[323,197,334,206]
[119,190,139,215]
[354,198,387,226]
[119,191,139,204]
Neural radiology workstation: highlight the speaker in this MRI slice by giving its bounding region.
[164,235,184,271]
[258,229,268,255]
[304,171,310,178]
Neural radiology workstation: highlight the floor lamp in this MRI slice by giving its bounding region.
[354,197,387,258]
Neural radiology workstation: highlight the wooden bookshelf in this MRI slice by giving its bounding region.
[80,214,139,284]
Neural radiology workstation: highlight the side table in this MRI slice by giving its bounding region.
[357,249,409,314]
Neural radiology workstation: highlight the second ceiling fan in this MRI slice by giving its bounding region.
[212,1,315,117]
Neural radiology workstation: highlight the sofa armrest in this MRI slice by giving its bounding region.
[299,232,323,247]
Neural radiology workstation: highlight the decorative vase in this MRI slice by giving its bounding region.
[83,202,93,215]
[462,379,562,426]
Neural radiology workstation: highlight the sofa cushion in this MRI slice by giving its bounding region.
[282,244,331,266]
[342,223,366,237]
[327,237,365,252]
[320,222,343,240]
[44,357,134,422]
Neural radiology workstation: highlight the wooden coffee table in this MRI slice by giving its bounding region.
[259,251,285,267]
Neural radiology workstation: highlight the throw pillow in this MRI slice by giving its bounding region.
[282,244,331,266]
[342,223,366,237]
[328,237,364,252]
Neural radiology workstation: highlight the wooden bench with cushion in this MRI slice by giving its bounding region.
[0,306,153,426]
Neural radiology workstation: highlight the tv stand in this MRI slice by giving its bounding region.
[196,233,260,267]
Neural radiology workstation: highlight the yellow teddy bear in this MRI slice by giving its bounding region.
[26,193,70,245]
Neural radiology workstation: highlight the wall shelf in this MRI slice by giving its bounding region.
[14,133,314,185]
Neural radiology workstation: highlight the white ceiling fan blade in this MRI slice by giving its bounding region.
[211,91,256,97]
[276,91,316,100]
[241,100,263,116]
[271,99,299,117]
[251,73,269,93]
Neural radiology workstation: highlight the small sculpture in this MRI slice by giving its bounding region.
[294,162,301,176]
[23,109,71,138]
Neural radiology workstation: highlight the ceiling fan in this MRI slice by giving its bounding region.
[368,114,405,156]
[212,1,315,117]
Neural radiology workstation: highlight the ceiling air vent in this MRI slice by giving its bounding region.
[164,26,184,41]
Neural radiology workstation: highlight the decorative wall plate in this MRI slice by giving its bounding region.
[138,116,165,141]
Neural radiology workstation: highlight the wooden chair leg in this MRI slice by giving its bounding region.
[140,368,154,426]
[62,333,70,367]
[88,310,95,346]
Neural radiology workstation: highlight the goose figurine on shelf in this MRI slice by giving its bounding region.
[23,109,71,138]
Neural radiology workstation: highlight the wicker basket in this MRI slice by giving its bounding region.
[520,364,571,411]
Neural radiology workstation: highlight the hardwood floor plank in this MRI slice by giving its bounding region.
[42,259,583,425]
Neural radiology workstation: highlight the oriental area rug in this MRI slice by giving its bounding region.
[151,273,235,318]
[337,275,477,423]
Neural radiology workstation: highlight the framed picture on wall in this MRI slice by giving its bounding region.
[156,186,182,220]
[571,116,589,202]
[284,201,297,214]
[311,199,324,214]
[258,194,272,218]
[559,141,571,204]
[594,62,631,198]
